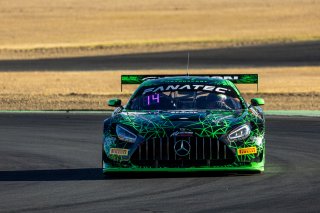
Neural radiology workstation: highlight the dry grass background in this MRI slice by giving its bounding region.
[1,68,319,110]
[0,0,319,110]
[0,0,319,59]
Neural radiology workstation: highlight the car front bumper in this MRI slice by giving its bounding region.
[102,159,265,173]
[103,135,266,173]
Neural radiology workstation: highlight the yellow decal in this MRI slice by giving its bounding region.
[237,147,257,155]
[110,148,129,156]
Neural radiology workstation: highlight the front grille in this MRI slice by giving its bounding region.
[130,136,235,168]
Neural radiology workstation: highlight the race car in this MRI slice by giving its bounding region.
[102,74,265,173]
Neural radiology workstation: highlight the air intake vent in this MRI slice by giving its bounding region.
[130,136,235,168]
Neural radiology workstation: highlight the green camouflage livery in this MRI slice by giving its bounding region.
[103,76,265,173]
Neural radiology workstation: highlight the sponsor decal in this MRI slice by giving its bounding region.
[171,131,194,137]
[210,76,239,80]
[237,147,257,155]
[144,75,239,81]
[142,84,230,95]
[169,111,198,114]
[110,148,129,156]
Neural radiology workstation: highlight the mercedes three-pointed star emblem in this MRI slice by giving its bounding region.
[174,140,191,157]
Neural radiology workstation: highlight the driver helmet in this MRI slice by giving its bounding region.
[217,94,227,101]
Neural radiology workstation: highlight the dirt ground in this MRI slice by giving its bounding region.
[0,0,319,59]
[0,0,319,110]
[0,68,319,110]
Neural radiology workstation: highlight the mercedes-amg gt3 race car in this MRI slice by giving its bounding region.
[102,74,265,173]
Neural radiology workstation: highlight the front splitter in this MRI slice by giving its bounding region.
[103,161,264,173]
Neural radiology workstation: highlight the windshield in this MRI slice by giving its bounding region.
[127,84,244,111]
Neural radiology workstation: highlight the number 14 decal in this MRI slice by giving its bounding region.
[147,94,160,105]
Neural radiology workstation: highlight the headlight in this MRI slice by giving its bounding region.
[116,125,137,143]
[228,124,251,141]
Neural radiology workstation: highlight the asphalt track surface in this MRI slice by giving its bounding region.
[0,41,319,71]
[0,113,319,213]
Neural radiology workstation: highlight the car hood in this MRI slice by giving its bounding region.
[116,110,249,139]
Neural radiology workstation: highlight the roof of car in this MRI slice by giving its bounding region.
[140,76,233,87]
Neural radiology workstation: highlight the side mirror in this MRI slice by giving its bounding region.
[251,98,265,106]
[108,98,122,107]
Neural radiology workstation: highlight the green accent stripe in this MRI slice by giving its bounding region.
[265,110,320,117]
[103,165,264,173]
